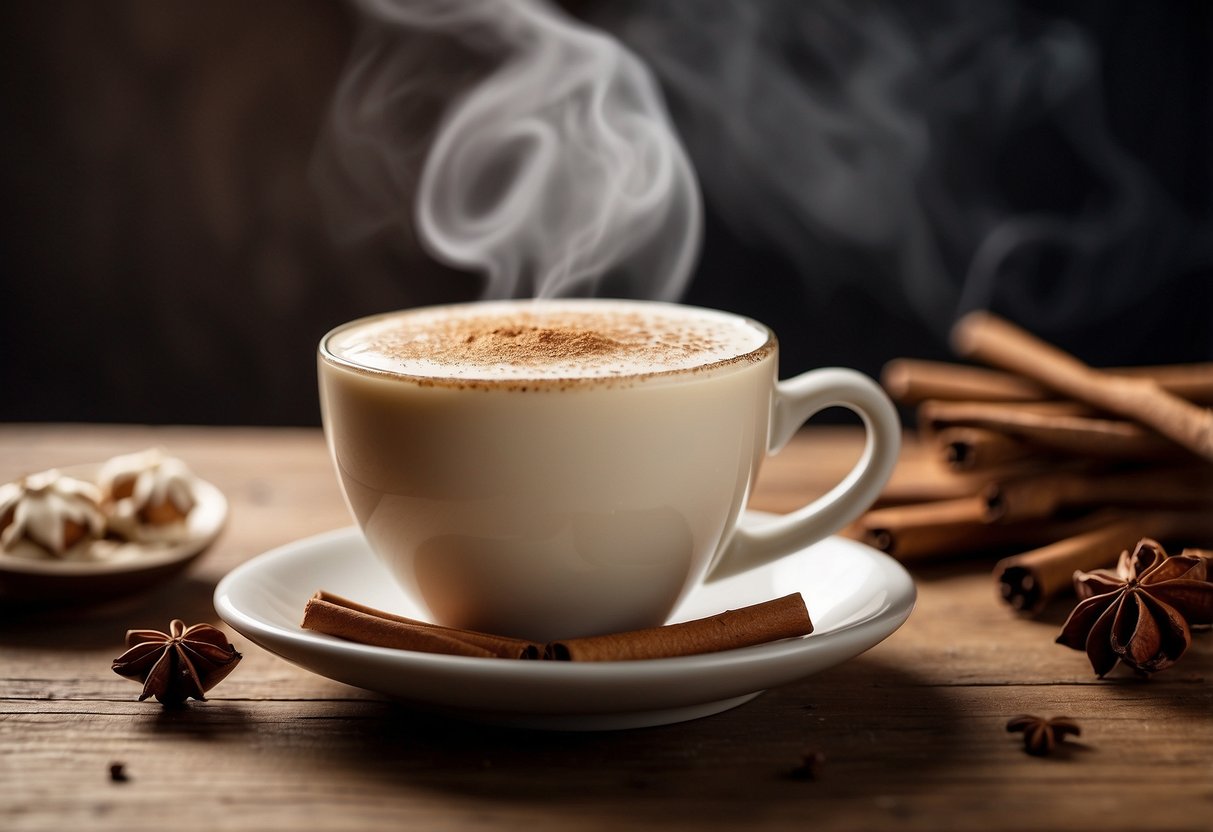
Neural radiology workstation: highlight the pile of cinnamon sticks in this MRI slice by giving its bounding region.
[850,311,1213,614]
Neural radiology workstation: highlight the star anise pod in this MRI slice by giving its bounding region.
[1056,538,1213,677]
[112,620,241,704]
[1005,715,1081,756]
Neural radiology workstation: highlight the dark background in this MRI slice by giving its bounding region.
[1,0,1209,426]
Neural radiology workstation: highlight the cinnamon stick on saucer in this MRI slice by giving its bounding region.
[546,594,813,661]
[302,591,814,661]
[952,311,1213,461]
[301,591,542,659]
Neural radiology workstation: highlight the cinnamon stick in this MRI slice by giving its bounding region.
[545,594,813,661]
[849,498,1106,562]
[302,591,813,661]
[1143,365,1213,405]
[883,359,1048,404]
[993,511,1213,614]
[851,497,986,560]
[935,427,1035,472]
[875,443,1040,505]
[882,358,1213,405]
[952,311,1213,461]
[918,399,1192,461]
[982,467,1213,523]
[301,592,542,659]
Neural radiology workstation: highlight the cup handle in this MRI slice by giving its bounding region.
[705,368,901,582]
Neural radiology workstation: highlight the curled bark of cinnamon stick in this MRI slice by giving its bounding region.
[982,467,1213,523]
[936,427,1035,472]
[882,359,1047,404]
[302,592,542,659]
[849,498,1105,562]
[301,591,813,661]
[851,497,986,560]
[1141,365,1213,405]
[882,358,1213,406]
[993,511,1213,614]
[952,312,1213,461]
[546,594,813,661]
[918,400,1191,462]
[874,441,1045,505]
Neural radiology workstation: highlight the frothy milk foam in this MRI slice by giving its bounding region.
[325,299,770,382]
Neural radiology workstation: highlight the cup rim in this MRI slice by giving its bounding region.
[318,299,777,391]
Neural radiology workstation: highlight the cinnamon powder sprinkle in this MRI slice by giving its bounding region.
[371,312,736,372]
[326,303,776,388]
[461,325,628,365]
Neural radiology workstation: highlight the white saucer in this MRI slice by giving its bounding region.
[214,514,915,731]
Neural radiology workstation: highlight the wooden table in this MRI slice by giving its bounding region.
[2,424,1210,831]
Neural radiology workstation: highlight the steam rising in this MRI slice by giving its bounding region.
[599,0,1211,333]
[315,0,1207,337]
[315,0,701,300]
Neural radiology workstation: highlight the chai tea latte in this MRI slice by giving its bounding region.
[319,299,899,641]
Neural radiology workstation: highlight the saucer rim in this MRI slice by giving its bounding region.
[214,519,916,683]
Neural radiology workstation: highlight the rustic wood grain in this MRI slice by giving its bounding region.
[1,425,1210,832]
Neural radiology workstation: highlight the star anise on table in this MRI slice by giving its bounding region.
[1056,538,1213,677]
[111,620,241,704]
[1005,715,1081,756]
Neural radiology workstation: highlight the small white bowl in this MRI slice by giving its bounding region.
[0,465,227,604]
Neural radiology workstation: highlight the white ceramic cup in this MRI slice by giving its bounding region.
[319,299,900,641]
